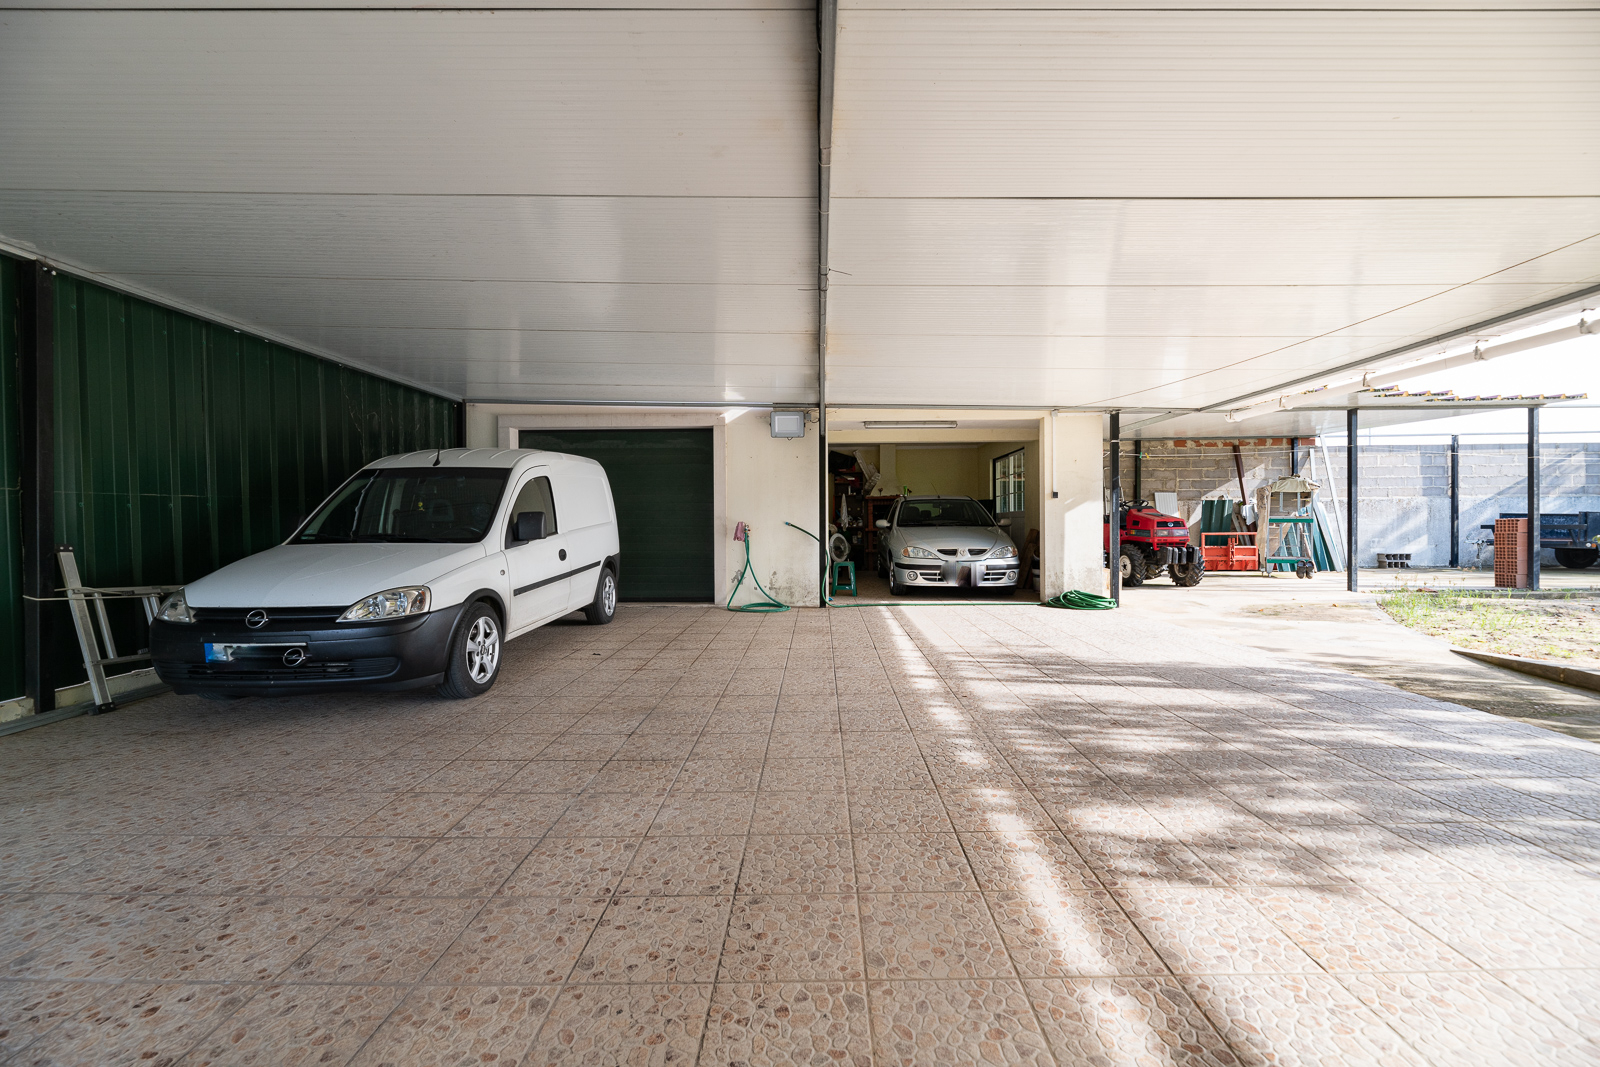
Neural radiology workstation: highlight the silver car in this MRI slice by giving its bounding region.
[876,495,1021,595]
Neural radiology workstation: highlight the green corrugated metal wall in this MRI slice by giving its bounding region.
[2,258,460,699]
[0,258,23,702]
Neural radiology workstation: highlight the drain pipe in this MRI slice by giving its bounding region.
[816,0,838,607]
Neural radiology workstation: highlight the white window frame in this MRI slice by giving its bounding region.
[993,448,1025,514]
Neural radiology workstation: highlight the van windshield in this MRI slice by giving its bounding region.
[896,499,995,528]
[295,468,511,544]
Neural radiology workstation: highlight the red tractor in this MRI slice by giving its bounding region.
[1104,501,1204,587]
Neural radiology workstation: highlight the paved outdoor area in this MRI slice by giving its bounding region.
[4,603,1600,1066]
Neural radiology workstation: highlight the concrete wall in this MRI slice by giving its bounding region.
[1114,436,1600,569]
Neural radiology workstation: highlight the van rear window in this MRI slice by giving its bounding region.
[296,467,511,544]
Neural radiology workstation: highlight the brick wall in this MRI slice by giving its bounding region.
[1108,438,1600,568]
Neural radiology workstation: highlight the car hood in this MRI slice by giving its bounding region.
[183,542,488,608]
[892,526,1011,553]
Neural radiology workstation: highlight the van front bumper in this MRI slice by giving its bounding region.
[150,603,466,695]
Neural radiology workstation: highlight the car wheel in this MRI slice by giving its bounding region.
[888,570,907,596]
[439,602,503,699]
[584,567,618,625]
[1118,546,1146,587]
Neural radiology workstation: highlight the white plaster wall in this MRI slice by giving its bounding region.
[1041,414,1105,598]
[725,411,823,606]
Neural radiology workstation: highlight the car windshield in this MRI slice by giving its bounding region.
[896,499,995,528]
[295,467,511,544]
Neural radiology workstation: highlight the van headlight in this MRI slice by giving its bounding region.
[340,586,431,622]
[156,589,195,623]
[989,544,1018,559]
[901,545,939,559]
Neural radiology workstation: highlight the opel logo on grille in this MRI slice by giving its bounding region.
[245,609,269,629]
[282,648,307,667]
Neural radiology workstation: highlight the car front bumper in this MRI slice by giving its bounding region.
[150,603,467,695]
[895,559,1020,587]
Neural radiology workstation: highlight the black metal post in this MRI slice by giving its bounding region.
[1132,446,1142,507]
[20,261,57,714]
[1449,435,1460,569]
[1528,407,1540,591]
[1289,436,1298,476]
[1346,408,1359,592]
[1108,412,1121,606]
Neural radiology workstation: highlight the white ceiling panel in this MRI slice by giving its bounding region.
[834,10,1600,198]
[0,9,814,197]
[828,199,1600,288]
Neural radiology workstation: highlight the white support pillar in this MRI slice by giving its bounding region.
[1040,413,1105,600]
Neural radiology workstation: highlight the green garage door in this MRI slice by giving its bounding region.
[519,428,713,602]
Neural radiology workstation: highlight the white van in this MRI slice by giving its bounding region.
[150,449,620,698]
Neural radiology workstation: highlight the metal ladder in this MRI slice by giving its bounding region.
[57,546,181,713]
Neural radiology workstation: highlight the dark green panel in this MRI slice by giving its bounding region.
[517,428,713,602]
[40,271,460,689]
[0,257,23,700]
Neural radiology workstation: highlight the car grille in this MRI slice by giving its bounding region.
[968,548,987,556]
[937,549,959,557]
[192,607,347,626]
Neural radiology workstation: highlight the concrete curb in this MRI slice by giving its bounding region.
[1450,647,1600,695]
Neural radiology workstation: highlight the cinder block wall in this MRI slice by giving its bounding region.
[1106,437,1600,568]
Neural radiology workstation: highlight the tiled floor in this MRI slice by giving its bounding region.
[4,603,1600,1066]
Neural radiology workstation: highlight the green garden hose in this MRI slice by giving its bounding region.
[1042,590,1118,610]
[726,528,790,613]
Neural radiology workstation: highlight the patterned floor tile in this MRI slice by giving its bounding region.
[1027,976,1239,1067]
[869,979,1053,1066]
[859,892,1014,980]
[498,838,640,898]
[1247,887,1477,973]
[426,897,608,984]
[0,981,105,1060]
[1182,973,1426,1067]
[347,985,557,1067]
[1116,886,1322,975]
[572,895,731,983]
[527,984,710,1067]
[986,889,1167,978]
[848,790,955,834]
[958,831,1100,893]
[853,833,977,892]
[285,898,482,984]
[182,983,406,1066]
[648,792,755,836]
[382,838,535,898]
[17,982,254,1066]
[720,893,864,982]
[751,792,851,834]
[738,835,856,894]
[702,982,871,1067]
[617,836,745,897]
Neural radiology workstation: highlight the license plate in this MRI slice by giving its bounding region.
[205,642,305,663]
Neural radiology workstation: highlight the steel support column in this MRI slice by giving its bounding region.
[1528,407,1540,591]
[20,260,56,713]
[1290,436,1298,477]
[815,0,837,606]
[1346,408,1359,592]
[1449,435,1460,569]
[1108,412,1121,606]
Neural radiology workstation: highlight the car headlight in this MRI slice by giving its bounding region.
[339,586,431,622]
[156,589,195,624]
[989,544,1018,559]
[901,545,939,559]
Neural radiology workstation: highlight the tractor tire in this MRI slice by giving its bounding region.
[1170,559,1205,587]
[1554,548,1599,570]
[1118,546,1146,587]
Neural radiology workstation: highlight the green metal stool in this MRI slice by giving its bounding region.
[830,560,857,597]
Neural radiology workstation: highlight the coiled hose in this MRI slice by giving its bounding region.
[1042,590,1117,610]
[726,527,789,613]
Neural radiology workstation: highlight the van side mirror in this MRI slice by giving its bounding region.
[514,511,546,542]
[875,519,890,529]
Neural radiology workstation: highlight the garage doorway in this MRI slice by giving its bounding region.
[518,428,714,602]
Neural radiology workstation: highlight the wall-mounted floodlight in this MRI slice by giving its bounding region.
[770,410,807,438]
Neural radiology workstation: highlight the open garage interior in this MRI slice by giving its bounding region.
[3,0,1600,1061]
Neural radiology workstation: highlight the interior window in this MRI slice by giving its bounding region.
[508,475,558,541]
[992,449,1025,513]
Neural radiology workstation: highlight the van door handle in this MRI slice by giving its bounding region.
[559,549,567,561]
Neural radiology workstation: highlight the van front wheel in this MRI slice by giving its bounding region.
[439,602,502,699]
[584,568,618,625]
